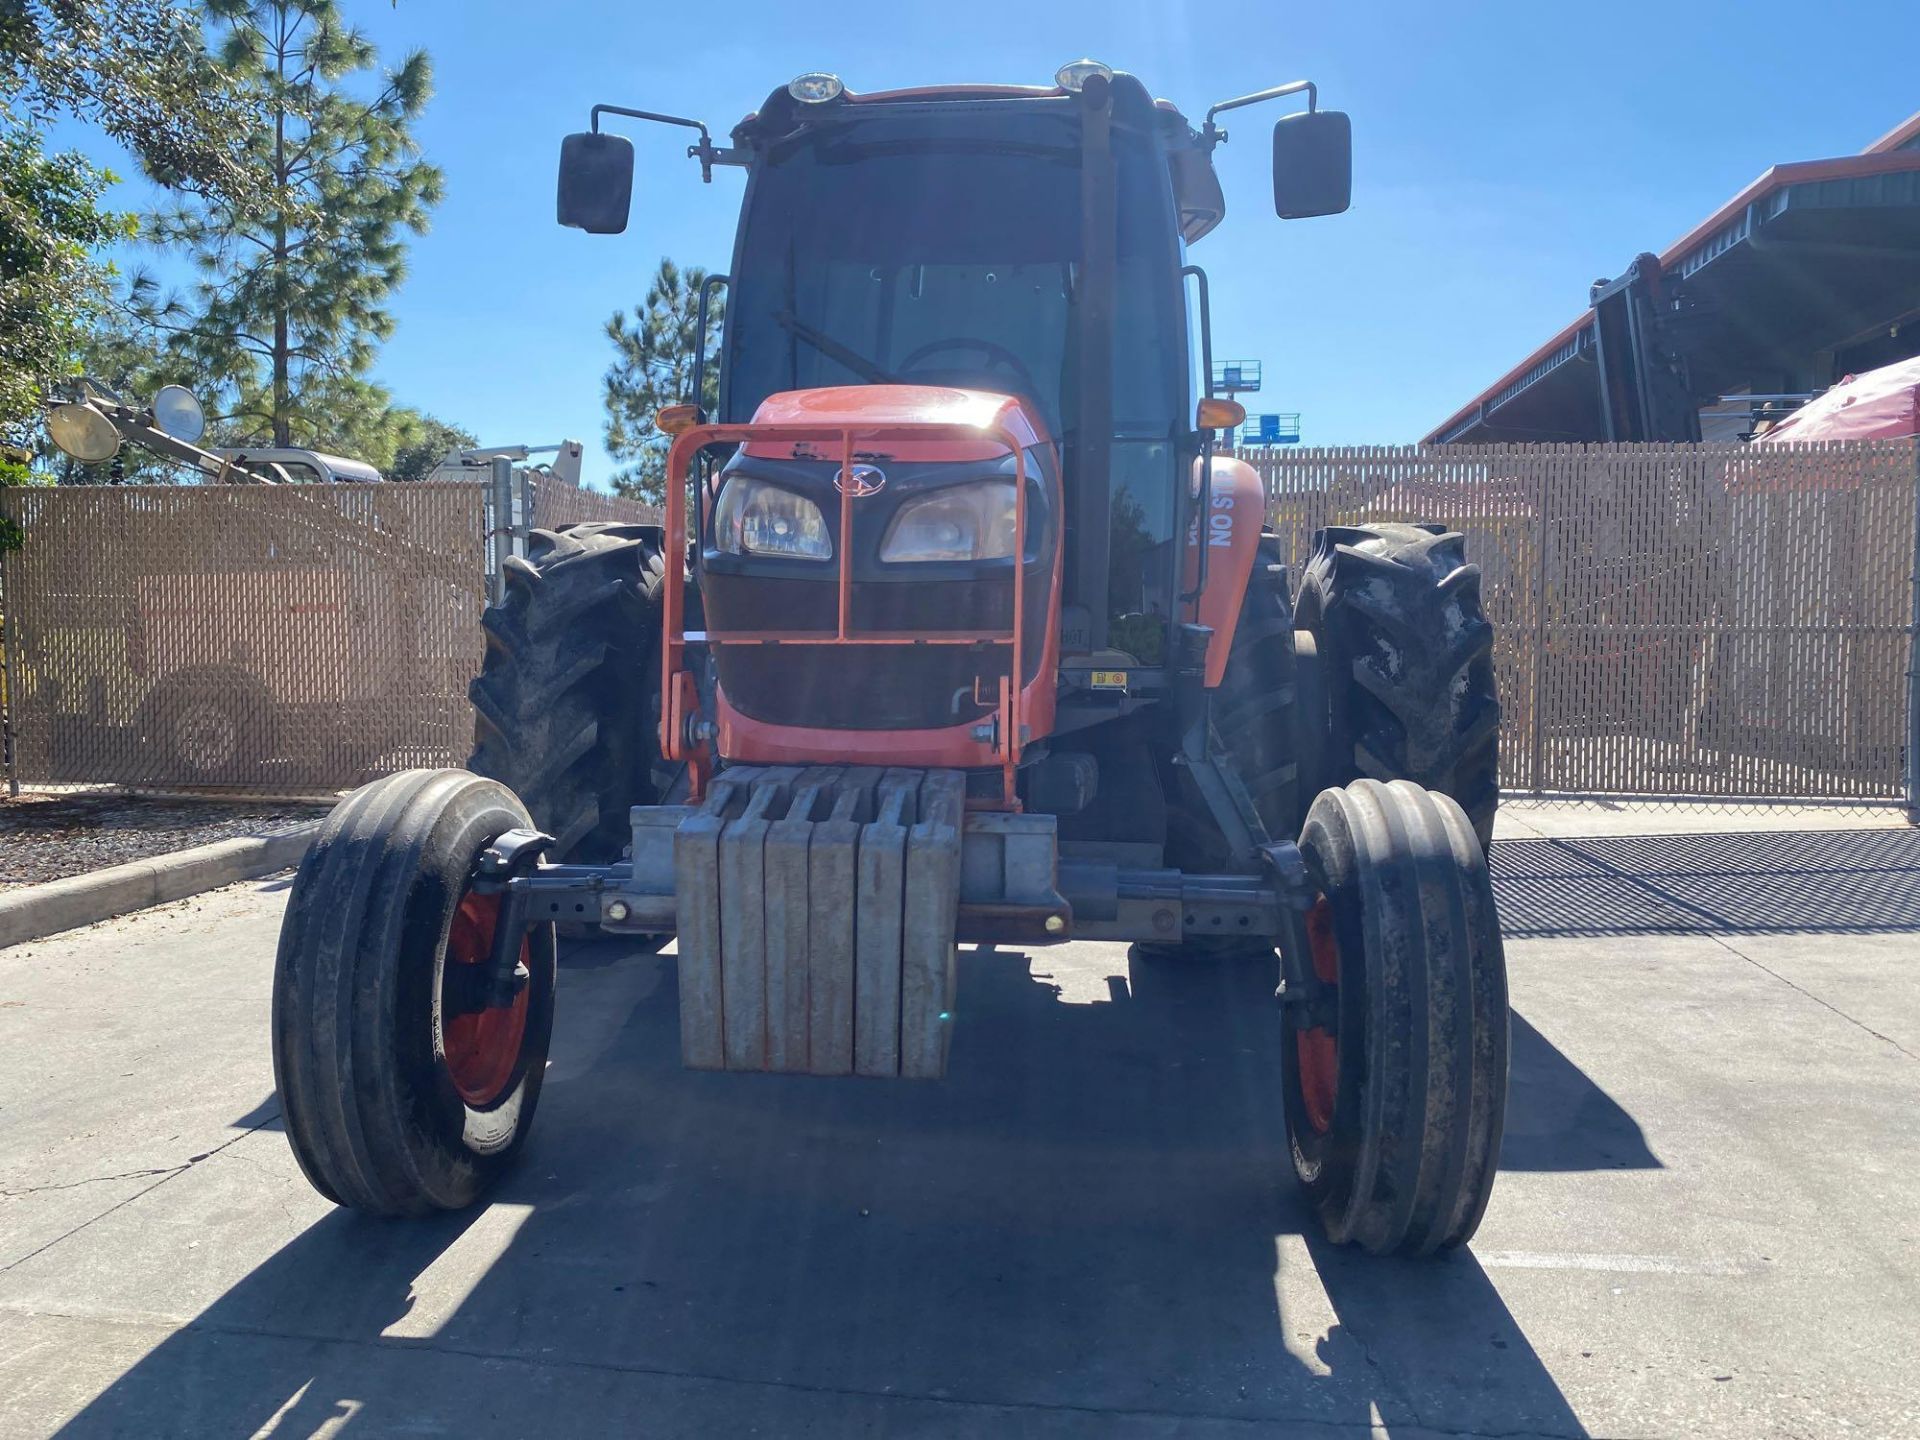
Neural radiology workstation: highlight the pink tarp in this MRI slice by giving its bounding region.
[1754,355,1920,443]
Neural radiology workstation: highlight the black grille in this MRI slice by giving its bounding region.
[705,571,1048,731]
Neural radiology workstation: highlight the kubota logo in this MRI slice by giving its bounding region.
[835,463,887,497]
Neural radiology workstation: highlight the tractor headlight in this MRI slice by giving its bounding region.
[880,481,1020,563]
[713,476,832,560]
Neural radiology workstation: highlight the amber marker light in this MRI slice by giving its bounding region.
[1197,398,1246,431]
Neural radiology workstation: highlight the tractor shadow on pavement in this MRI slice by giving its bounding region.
[1502,1011,1659,1172]
[1492,827,1920,937]
[58,940,1595,1438]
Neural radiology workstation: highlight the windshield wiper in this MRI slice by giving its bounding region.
[773,310,903,385]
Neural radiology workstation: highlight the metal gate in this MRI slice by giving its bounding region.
[1251,441,1920,806]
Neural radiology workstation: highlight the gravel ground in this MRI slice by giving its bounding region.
[0,791,328,889]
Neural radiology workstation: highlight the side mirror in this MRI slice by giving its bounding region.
[1272,110,1351,219]
[557,131,635,234]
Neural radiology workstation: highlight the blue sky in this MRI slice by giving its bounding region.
[72,0,1920,488]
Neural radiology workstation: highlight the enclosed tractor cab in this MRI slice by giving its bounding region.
[273,64,1508,1257]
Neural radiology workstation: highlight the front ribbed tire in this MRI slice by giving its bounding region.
[1281,779,1509,1255]
[272,769,557,1215]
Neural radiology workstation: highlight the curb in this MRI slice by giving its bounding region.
[0,824,320,950]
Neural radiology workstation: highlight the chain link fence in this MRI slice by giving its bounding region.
[1247,440,1920,814]
[0,476,656,795]
[531,473,661,530]
[481,465,661,602]
[0,446,1911,813]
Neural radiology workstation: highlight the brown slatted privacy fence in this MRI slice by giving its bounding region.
[0,445,1911,804]
[1245,441,1919,802]
[0,476,661,795]
[0,482,491,792]
[530,475,660,531]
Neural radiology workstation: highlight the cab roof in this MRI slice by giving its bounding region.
[730,74,1224,243]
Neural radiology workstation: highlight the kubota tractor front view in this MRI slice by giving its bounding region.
[272,63,1507,1256]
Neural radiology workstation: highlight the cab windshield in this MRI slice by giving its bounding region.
[724,108,1184,443]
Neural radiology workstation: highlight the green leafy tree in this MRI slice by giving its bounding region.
[1,1,248,451]
[0,2,248,200]
[0,446,27,547]
[210,370,471,478]
[284,373,473,476]
[137,0,443,448]
[0,127,130,437]
[388,412,476,481]
[278,371,409,469]
[603,258,723,504]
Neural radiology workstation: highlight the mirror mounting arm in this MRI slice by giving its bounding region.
[1202,78,1317,148]
[589,103,747,182]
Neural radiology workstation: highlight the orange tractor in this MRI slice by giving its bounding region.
[273,64,1506,1256]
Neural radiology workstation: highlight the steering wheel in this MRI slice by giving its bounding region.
[897,337,1041,398]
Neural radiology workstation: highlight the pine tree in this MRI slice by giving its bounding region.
[602,257,723,504]
[137,0,442,447]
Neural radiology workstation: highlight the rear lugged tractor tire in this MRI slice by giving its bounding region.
[1296,523,1500,850]
[1280,779,1508,1255]
[467,523,666,863]
[273,769,557,1215]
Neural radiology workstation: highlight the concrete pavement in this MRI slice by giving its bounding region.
[1,816,1917,1438]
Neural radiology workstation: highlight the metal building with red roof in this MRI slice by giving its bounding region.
[1427,111,1920,444]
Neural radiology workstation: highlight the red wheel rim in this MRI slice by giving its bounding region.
[442,891,530,1107]
[1297,896,1341,1135]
